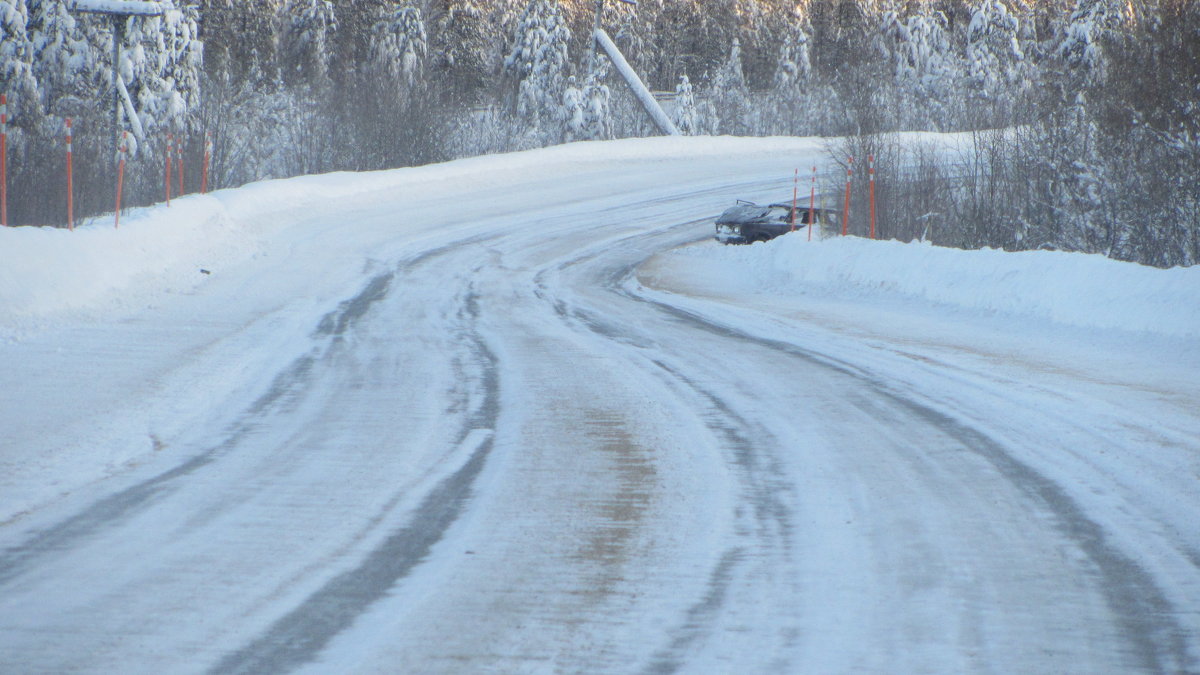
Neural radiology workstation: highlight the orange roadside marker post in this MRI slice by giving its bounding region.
[869,154,876,240]
[66,118,74,230]
[842,155,853,236]
[115,131,128,229]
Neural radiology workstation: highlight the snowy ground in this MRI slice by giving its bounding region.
[1,135,1198,673]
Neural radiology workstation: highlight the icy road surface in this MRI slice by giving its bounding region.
[1,137,1198,673]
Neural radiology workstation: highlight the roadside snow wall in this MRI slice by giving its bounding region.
[671,235,1200,339]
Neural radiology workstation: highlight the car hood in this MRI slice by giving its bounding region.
[716,205,775,225]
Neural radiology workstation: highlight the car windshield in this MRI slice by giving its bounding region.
[718,204,797,225]
[766,206,792,223]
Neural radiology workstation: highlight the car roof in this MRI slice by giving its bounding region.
[767,203,834,213]
[720,201,833,215]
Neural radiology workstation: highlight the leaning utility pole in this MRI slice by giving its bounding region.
[584,0,678,137]
[585,0,636,77]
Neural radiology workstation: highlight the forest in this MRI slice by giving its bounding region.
[1,0,1197,267]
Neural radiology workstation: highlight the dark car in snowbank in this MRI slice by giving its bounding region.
[714,201,840,244]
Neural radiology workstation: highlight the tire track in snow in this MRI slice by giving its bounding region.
[642,548,745,675]
[0,265,396,589]
[210,431,495,675]
[639,359,797,674]
[543,215,1192,672]
[533,223,801,672]
[0,232,505,590]
[209,267,504,673]
[628,284,1194,675]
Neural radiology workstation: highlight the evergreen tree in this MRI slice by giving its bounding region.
[885,8,955,93]
[965,0,1028,100]
[765,15,820,136]
[1058,0,1132,87]
[708,36,750,135]
[1084,1,1200,266]
[276,0,337,89]
[772,17,811,94]
[28,0,104,117]
[649,0,738,90]
[672,74,700,136]
[560,74,584,141]
[504,0,571,142]
[200,0,280,87]
[122,6,203,138]
[878,6,958,128]
[1012,93,1109,256]
[429,0,490,100]
[369,3,426,87]
[611,2,652,79]
[0,0,40,126]
[581,74,611,140]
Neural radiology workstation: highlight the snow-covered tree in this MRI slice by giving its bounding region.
[580,75,611,141]
[965,0,1029,100]
[504,0,571,140]
[121,6,203,138]
[772,18,811,95]
[201,0,279,87]
[761,13,822,136]
[28,0,105,117]
[560,74,583,141]
[875,7,959,128]
[276,0,337,89]
[429,0,491,99]
[370,3,427,88]
[882,9,955,95]
[490,0,524,34]
[559,69,611,143]
[611,2,653,79]
[708,37,750,135]
[1026,92,1108,255]
[672,74,700,136]
[0,0,40,126]
[1059,0,1132,87]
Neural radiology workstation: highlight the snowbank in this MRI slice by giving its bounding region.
[0,196,246,334]
[669,235,1200,339]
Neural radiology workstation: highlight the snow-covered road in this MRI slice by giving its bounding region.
[2,137,1197,673]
